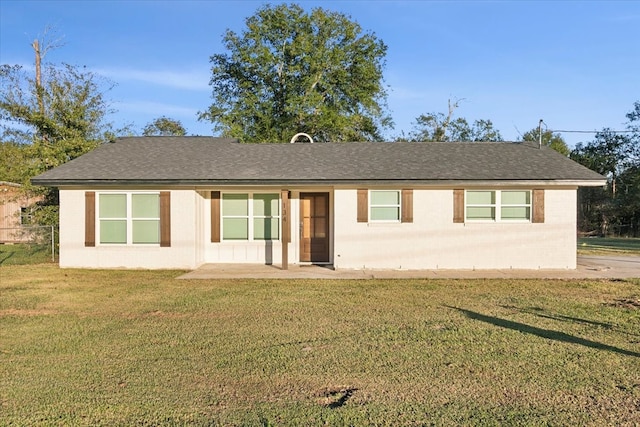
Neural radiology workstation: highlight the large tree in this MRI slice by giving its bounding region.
[571,103,640,236]
[0,63,115,176]
[142,116,187,136]
[199,3,391,143]
[410,99,503,142]
[0,39,119,225]
[520,127,570,156]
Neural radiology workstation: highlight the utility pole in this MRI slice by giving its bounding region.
[32,39,45,116]
[538,119,543,149]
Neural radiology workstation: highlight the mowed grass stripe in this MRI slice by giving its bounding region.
[578,237,640,255]
[1,265,639,426]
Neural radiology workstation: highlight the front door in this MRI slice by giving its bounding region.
[300,193,329,263]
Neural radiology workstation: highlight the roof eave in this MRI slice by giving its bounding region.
[32,178,608,188]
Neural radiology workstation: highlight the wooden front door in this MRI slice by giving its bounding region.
[300,193,329,263]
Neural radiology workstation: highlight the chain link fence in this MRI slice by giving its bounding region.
[0,225,57,265]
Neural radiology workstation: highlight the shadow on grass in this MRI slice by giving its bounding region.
[500,305,640,338]
[316,387,358,409]
[0,250,14,265]
[447,306,640,358]
[500,305,615,329]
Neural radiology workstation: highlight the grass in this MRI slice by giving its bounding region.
[1,265,639,426]
[578,237,640,255]
[0,243,55,266]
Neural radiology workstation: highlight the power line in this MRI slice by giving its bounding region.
[549,129,634,134]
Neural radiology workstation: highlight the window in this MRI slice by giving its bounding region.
[370,190,401,222]
[501,191,531,221]
[98,193,160,244]
[466,191,496,220]
[20,207,31,225]
[465,190,531,222]
[222,193,280,241]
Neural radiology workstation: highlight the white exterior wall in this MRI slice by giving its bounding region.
[202,189,299,265]
[333,188,577,270]
[59,189,200,269]
[59,187,578,270]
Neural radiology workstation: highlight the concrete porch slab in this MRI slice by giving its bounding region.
[177,255,640,280]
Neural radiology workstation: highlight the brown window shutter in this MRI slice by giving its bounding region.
[357,189,368,223]
[453,189,464,223]
[401,189,413,223]
[159,191,171,247]
[211,191,221,242]
[532,189,545,223]
[85,191,95,247]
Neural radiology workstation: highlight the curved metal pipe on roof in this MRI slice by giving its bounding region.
[290,132,314,144]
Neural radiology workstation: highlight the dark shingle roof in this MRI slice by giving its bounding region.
[31,136,605,186]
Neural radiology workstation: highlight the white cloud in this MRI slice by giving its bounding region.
[95,67,209,91]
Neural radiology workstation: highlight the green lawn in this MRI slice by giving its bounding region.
[0,243,55,266]
[1,266,639,426]
[578,237,640,255]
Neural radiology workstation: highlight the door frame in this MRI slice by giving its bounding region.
[299,192,331,264]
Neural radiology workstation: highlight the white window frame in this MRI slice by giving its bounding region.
[465,190,532,223]
[369,190,401,223]
[221,192,281,241]
[97,192,161,245]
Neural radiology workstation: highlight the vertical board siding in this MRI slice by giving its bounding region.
[211,191,220,242]
[159,191,171,247]
[357,189,368,223]
[533,189,545,223]
[401,189,413,223]
[453,189,464,223]
[281,190,291,244]
[84,191,95,247]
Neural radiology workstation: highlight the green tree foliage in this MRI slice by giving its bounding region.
[0,55,118,226]
[410,100,503,142]
[571,103,640,236]
[521,128,570,156]
[142,116,187,136]
[199,3,391,143]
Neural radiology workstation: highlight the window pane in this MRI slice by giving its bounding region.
[223,194,248,216]
[371,191,400,205]
[99,194,126,218]
[223,218,248,240]
[371,206,400,221]
[502,191,530,205]
[501,207,531,220]
[467,191,495,205]
[313,218,326,238]
[132,220,160,243]
[254,218,279,240]
[253,194,279,217]
[314,197,326,217]
[100,220,126,243]
[132,194,159,218]
[466,207,495,220]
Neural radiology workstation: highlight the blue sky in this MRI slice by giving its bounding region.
[1,0,638,147]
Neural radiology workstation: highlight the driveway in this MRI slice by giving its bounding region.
[178,255,640,280]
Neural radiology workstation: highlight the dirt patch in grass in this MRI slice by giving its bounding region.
[607,297,640,310]
[0,308,58,317]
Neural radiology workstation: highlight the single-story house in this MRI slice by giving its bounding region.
[31,137,605,270]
